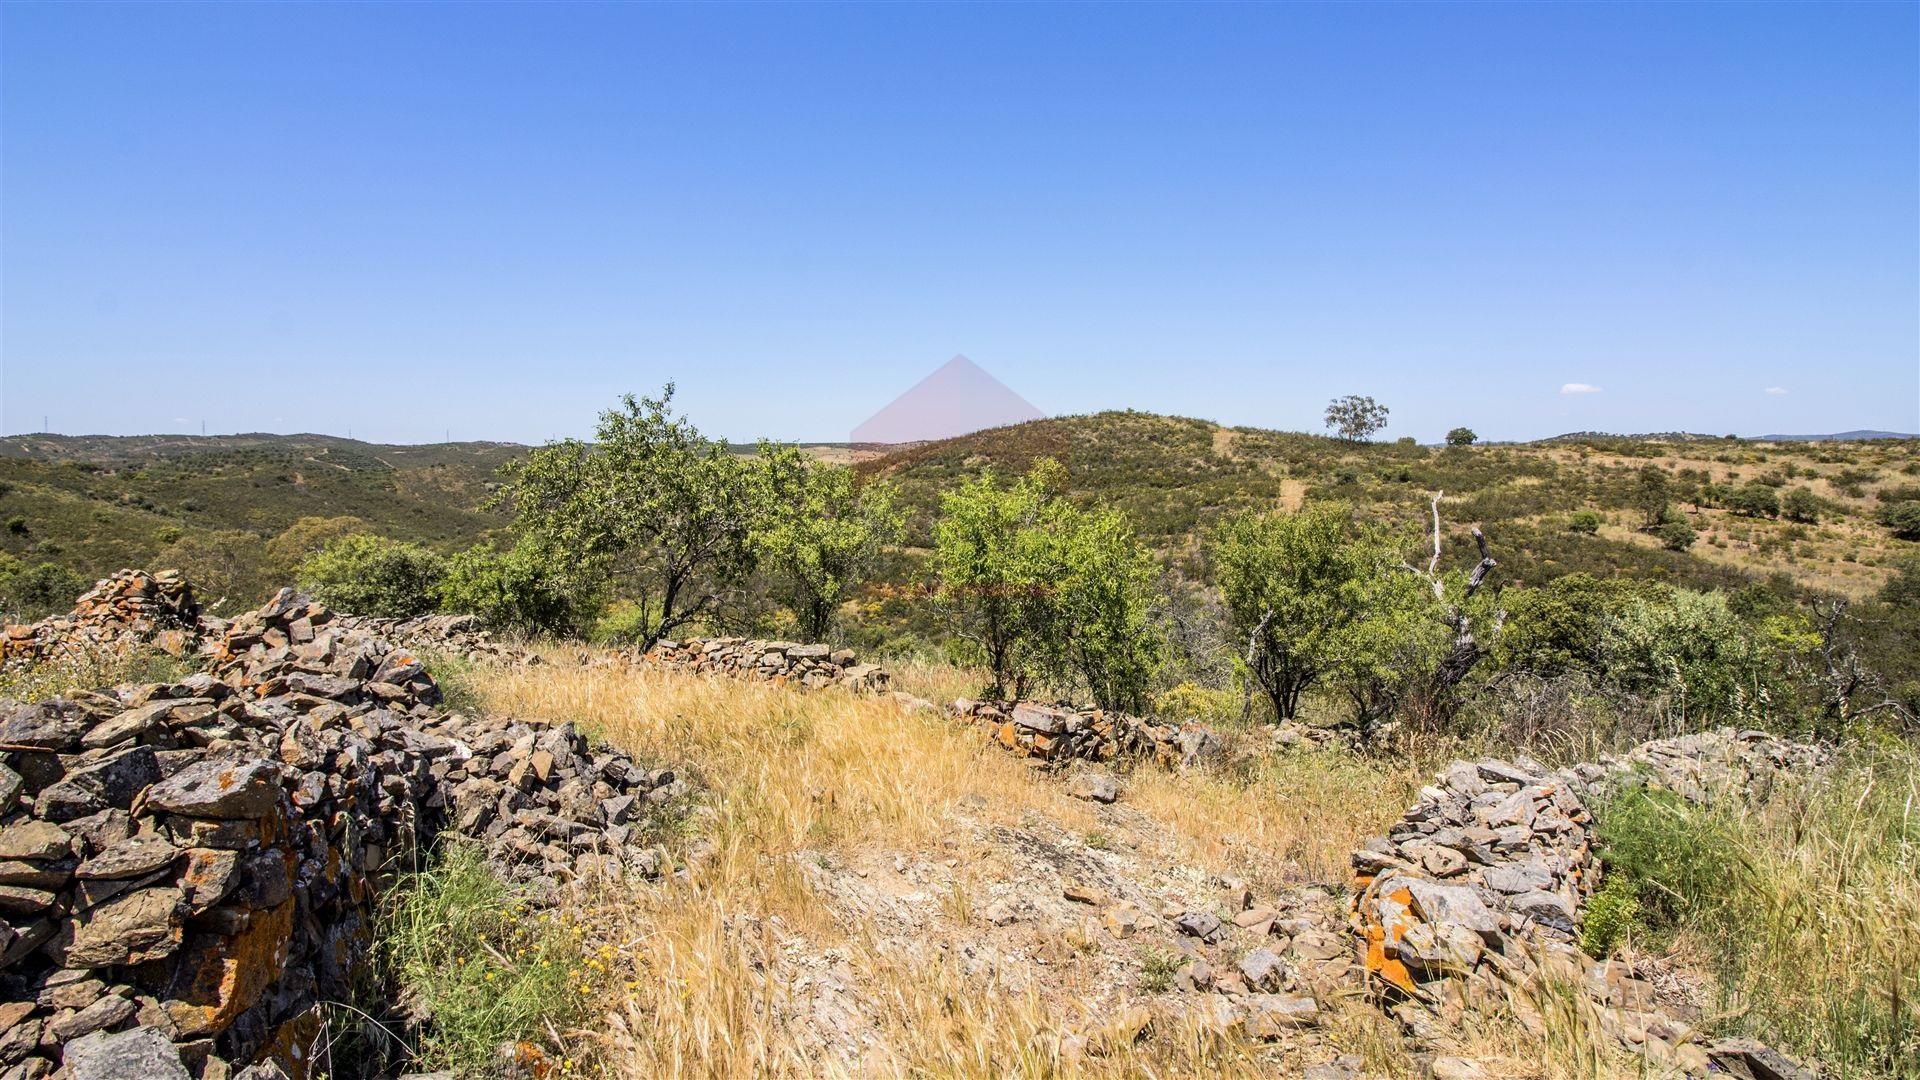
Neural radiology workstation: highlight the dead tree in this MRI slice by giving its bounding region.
[1807,598,1913,734]
[1404,491,1503,726]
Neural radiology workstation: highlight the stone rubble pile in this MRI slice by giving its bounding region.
[1,587,674,1080]
[644,637,891,692]
[1347,728,1822,1076]
[2,571,204,670]
[328,613,545,670]
[950,699,1221,770]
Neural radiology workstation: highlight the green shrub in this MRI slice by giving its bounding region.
[380,843,595,1074]
[439,539,595,636]
[1653,517,1697,551]
[0,555,88,621]
[1878,500,1920,541]
[1567,509,1602,535]
[1726,482,1781,518]
[1781,487,1822,524]
[297,534,445,618]
[5,517,26,536]
[1578,873,1641,958]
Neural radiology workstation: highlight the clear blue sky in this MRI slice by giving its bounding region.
[3,2,1915,444]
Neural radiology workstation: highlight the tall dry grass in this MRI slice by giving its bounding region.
[464,657,1701,1078]
[468,659,1430,1076]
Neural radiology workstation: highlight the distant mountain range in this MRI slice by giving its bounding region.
[1756,430,1919,442]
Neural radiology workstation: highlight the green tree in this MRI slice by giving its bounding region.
[1653,508,1697,551]
[1323,395,1389,441]
[298,534,445,618]
[438,538,595,636]
[1046,501,1163,712]
[494,387,763,650]
[1780,487,1821,524]
[1208,502,1400,721]
[931,462,1161,707]
[753,447,905,642]
[1567,509,1603,535]
[1445,427,1477,446]
[266,515,370,581]
[1600,588,1787,723]
[931,464,1057,697]
[1628,466,1672,530]
[1725,482,1781,519]
[1877,500,1920,541]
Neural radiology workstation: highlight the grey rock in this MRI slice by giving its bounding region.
[35,747,160,822]
[63,1026,190,1080]
[143,758,282,819]
[1237,947,1289,992]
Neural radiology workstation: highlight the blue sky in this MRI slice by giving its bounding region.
[2,2,1915,444]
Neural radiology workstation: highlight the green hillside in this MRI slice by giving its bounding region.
[857,411,1919,599]
[0,433,521,612]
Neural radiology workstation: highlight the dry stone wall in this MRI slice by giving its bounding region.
[2,571,203,669]
[950,699,1221,770]
[644,637,891,692]
[1,585,674,1080]
[1348,729,1824,1076]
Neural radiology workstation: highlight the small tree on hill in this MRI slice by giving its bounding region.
[1629,466,1672,530]
[1324,396,1389,442]
[1446,427,1478,446]
[1879,501,1920,541]
[754,446,905,642]
[1726,482,1781,519]
[493,386,763,650]
[1781,487,1821,524]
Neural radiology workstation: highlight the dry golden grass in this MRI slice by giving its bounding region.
[469,657,1664,1078]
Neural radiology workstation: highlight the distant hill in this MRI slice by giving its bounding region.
[1757,430,1919,442]
[0,433,524,612]
[3,418,1914,618]
[857,411,1917,601]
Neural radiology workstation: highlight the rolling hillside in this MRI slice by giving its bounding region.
[857,412,1920,599]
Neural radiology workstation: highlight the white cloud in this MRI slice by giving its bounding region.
[172,417,189,424]
[1764,386,1788,396]
[1560,383,1602,395]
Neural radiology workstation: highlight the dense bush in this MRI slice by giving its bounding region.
[1567,509,1602,535]
[0,555,88,620]
[1878,500,1920,540]
[298,534,446,618]
[753,446,905,642]
[1726,482,1781,518]
[438,539,594,636]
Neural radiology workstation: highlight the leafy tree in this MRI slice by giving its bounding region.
[494,387,762,650]
[159,529,274,612]
[1323,396,1389,442]
[931,464,1058,697]
[1877,500,1920,541]
[1567,509,1602,535]
[298,534,445,618]
[1208,502,1401,721]
[1780,487,1821,524]
[438,538,595,636]
[754,446,905,642]
[1628,466,1672,530]
[1046,501,1163,712]
[1654,517,1697,551]
[1445,427,1478,446]
[1725,482,1781,519]
[931,461,1162,707]
[1600,588,1787,723]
